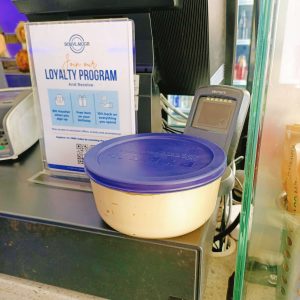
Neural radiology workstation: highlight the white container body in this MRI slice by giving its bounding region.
[91,178,221,239]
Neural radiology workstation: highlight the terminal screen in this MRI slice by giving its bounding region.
[192,96,236,133]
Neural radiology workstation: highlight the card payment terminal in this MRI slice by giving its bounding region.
[184,85,250,163]
[0,88,39,160]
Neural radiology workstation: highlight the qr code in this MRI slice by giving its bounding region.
[76,143,93,165]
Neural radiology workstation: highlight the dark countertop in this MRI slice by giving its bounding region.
[0,142,105,230]
[0,142,210,247]
[0,142,243,299]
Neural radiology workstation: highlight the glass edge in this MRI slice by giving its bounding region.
[233,0,277,299]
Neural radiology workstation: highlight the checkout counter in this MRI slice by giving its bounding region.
[0,142,218,300]
[0,1,231,299]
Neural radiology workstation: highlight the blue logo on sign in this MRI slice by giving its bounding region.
[65,34,90,53]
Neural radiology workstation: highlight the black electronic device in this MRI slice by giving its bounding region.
[13,0,186,133]
[12,0,182,14]
[184,85,250,163]
[12,0,228,132]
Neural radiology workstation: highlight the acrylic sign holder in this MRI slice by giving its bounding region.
[26,18,136,191]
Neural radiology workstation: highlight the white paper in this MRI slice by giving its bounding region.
[27,19,136,172]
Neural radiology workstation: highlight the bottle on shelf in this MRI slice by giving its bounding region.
[238,9,249,40]
[234,55,248,81]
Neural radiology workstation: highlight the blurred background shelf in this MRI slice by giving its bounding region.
[239,0,254,5]
[233,79,247,86]
[237,39,251,46]
[1,32,31,88]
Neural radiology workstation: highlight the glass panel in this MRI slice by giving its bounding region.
[233,0,276,299]
[235,0,300,298]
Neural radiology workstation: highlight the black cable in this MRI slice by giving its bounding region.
[162,124,183,134]
[163,126,176,134]
[166,126,183,134]
[226,272,235,300]
[213,213,240,243]
[173,129,183,134]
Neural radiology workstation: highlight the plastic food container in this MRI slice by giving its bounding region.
[84,133,226,239]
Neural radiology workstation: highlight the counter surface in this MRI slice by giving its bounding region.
[0,142,225,300]
[0,142,211,247]
[0,143,106,231]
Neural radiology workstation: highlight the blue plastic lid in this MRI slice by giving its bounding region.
[84,133,226,193]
